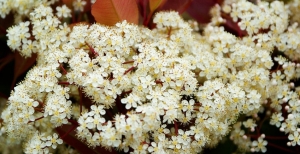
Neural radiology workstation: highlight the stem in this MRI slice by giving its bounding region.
[248,134,287,140]
[58,81,70,85]
[124,66,135,75]
[268,142,296,154]
[59,63,67,75]
[257,115,268,135]
[265,136,288,140]
[34,108,44,112]
[79,88,83,115]
[122,60,134,64]
[28,116,44,123]
[85,42,99,57]
[167,27,172,39]
[174,121,178,136]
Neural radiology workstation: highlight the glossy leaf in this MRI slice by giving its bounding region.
[158,0,192,14]
[62,0,73,8]
[91,0,139,26]
[0,53,14,72]
[136,0,149,19]
[187,0,223,23]
[56,124,118,154]
[149,0,167,13]
[56,125,97,154]
[11,52,36,89]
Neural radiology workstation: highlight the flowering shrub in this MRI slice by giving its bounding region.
[1,0,300,153]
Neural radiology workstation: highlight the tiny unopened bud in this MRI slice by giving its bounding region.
[266,111,271,116]
[294,22,298,27]
[256,43,261,47]
[287,142,291,146]
[285,106,289,111]
[253,114,258,118]
[271,80,277,85]
[288,114,294,119]
[250,127,255,132]
[218,17,224,23]
[261,134,265,138]
[290,82,294,88]
[243,135,247,139]
[282,98,288,103]
[280,127,284,132]
[250,148,255,152]
[207,26,214,31]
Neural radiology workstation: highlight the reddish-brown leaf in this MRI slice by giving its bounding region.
[11,52,36,89]
[186,0,223,23]
[56,125,98,154]
[157,0,192,14]
[0,53,14,71]
[136,0,148,18]
[149,0,167,13]
[62,0,73,8]
[91,0,139,26]
[56,124,118,154]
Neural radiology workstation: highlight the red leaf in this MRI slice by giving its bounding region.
[136,0,149,19]
[0,53,14,71]
[149,0,167,13]
[158,0,192,14]
[56,124,118,154]
[11,52,36,89]
[91,0,139,26]
[186,0,223,24]
[56,125,98,154]
[62,0,73,8]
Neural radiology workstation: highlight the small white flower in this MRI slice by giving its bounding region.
[252,136,268,153]
[288,131,300,146]
[56,5,71,18]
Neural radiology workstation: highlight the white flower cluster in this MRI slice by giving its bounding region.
[2,0,300,153]
[0,0,58,22]
[24,132,63,154]
[0,0,86,22]
[220,0,300,153]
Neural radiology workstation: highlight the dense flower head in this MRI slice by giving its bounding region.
[1,0,300,153]
[0,0,58,22]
